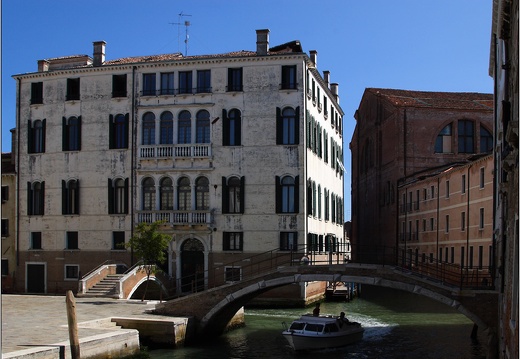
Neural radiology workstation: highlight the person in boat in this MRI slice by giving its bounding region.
[337,311,350,327]
[313,303,320,316]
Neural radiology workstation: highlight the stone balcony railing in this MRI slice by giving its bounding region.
[137,210,212,226]
[139,143,212,159]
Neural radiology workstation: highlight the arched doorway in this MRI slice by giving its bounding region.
[181,238,204,292]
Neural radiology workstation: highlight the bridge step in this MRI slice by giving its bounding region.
[79,274,124,298]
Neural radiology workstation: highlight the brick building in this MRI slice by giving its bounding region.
[11,29,346,296]
[350,88,494,261]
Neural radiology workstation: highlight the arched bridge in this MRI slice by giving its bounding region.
[153,262,498,342]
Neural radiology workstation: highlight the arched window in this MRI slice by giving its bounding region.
[64,116,81,151]
[223,109,241,146]
[480,126,493,153]
[160,111,173,144]
[458,120,474,153]
[177,177,191,210]
[228,177,242,213]
[159,177,173,210]
[196,110,210,143]
[28,181,45,215]
[282,107,297,145]
[195,177,209,210]
[142,177,155,210]
[435,124,452,153]
[63,179,80,215]
[142,112,156,145]
[33,120,44,153]
[281,176,296,213]
[114,114,128,149]
[178,111,191,144]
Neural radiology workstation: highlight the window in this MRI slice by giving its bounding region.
[31,232,42,249]
[109,114,129,149]
[422,218,426,232]
[160,111,174,144]
[177,177,191,211]
[112,231,125,250]
[478,246,484,269]
[479,208,485,229]
[197,70,211,93]
[1,186,8,202]
[142,73,156,96]
[66,78,80,101]
[142,112,156,145]
[196,110,210,143]
[195,177,209,210]
[27,181,45,215]
[317,185,322,219]
[224,266,241,282]
[461,174,466,194]
[480,126,493,153]
[430,186,435,198]
[1,259,8,276]
[160,72,174,95]
[65,265,79,280]
[461,212,466,231]
[430,217,435,231]
[63,116,81,151]
[223,109,241,146]
[276,176,299,213]
[62,179,80,215]
[280,232,297,251]
[435,124,452,153]
[458,120,474,153]
[281,65,297,89]
[469,246,474,268]
[108,178,128,214]
[227,68,243,91]
[112,74,127,97]
[277,107,299,145]
[480,168,485,188]
[28,119,46,154]
[66,232,79,250]
[159,177,174,210]
[142,177,155,211]
[324,189,330,221]
[445,180,450,198]
[178,71,193,94]
[223,232,243,251]
[1,219,8,237]
[445,215,450,233]
[178,111,192,144]
[222,176,244,214]
[31,82,43,104]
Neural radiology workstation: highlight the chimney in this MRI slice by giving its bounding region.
[93,41,106,67]
[256,29,270,55]
[38,60,49,72]
[331,83,339,104]
[323,71,330,88]
[310,50,317,68]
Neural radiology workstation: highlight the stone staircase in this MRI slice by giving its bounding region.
[79,274,124,298]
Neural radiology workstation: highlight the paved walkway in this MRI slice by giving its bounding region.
[1,294,165,355]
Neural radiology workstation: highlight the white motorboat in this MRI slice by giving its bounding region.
[282,314,364,351]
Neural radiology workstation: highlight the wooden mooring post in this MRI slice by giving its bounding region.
[66,290,80,359]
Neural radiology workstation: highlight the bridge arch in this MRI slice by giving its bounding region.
[127,275,169,300]
[199,273,491,338]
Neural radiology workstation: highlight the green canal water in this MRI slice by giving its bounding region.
[149,285,488,358]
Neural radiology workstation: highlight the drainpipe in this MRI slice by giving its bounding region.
[15,78,21,268]
[435,177,440,269]
[131,66,137,265]
[466,164,471,281]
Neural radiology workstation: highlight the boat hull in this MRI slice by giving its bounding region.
[282,326,364,350]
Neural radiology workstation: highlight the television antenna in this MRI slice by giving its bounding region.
[169,12,192,56]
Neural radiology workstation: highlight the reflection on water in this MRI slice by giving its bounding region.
[149,285,487,359]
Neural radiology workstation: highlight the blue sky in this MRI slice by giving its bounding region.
[1,1,494,220]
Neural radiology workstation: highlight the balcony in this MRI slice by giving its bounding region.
[137,210,212,226]
[139,144,212,159]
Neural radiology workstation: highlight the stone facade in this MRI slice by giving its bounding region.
[12,29,346,296]
[350,88,494,261]
[1,151,16,292]
[489,0,519,358]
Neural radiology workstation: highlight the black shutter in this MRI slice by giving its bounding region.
[222,109,229,146]
[294,106,300,145]
[124,178,129,214]
[40,181,45,215]
[108,178,114,214]
[41,119,46,153]
[27,120,33,154]
[275,176,281,213]
[27,182,32,215]
[276,107,282,144]
[239,176,245,213]
[62,117,67,151]
[294,175,300,213]
[124,113,130,148]
[222,177,229,213]
[75,179,80,215]
[108,115,114,149]
[77,116,82,151]
[62,180,67,214]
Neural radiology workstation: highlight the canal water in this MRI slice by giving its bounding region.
[149,285,488,359]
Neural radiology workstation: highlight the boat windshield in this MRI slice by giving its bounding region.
[304,323,324,332]
[289,322,305,330]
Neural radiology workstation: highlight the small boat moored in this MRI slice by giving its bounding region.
[282,312,364,351]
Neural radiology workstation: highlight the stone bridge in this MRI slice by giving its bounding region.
[153,263,498,342]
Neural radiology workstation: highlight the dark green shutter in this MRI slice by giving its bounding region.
[41,119,46,153]
[124,178,129,214]
[108,115,114,149]
[62,117,67,151]
[235,111,241,145]
[27,182,32,215]
[27,120,33,154]
[294,106,300,145]
[276,107,282,144]
[294,176,300,213]
[124,113,129,149]
[108,178,114,214]
[62,180,67,214]
[75,179,80,215]
[40,181,45,215]
[222,177,229,213]
[239,176,245,213]
[275,176,281,213]
[222,109,229,146]
[77,116,82,151]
